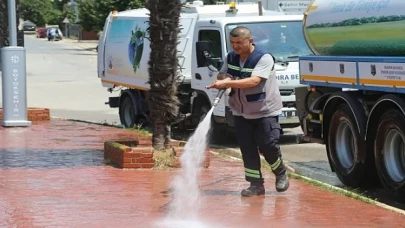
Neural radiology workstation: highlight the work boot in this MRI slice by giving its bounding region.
[241,185,265,197]
[275,172,289,192]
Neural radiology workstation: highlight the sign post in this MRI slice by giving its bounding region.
[0,0,31,127]
[63,17,70,38]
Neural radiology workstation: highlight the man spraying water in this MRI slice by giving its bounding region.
[207,26,289,197]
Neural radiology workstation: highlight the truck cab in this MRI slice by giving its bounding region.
[190,14,312,131]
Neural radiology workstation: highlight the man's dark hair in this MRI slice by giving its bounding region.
[229,26,252,39]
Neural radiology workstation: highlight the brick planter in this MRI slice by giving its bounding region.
[0,107,50,122]
[104,135,211,169]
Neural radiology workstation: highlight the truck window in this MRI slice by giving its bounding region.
[198,30,222,60]
[225,22,312,62]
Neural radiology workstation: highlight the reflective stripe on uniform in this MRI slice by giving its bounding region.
[228,64,254,73]
[245,167,261,179]
[229,64,276,76]
[270,158,281,170]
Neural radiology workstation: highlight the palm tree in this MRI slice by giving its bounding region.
[146,0,182,150]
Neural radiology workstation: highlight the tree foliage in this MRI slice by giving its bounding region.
[78,0,146,32]
[19,0,75,27]
[19,0,50,26]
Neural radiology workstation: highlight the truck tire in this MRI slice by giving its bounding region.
[374,109,405,195]
[119,96,136,128]
[327,103,369,188]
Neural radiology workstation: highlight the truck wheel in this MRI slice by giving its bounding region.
[119,96,137,128]
[327,104,369,188]
[374,109,405,195]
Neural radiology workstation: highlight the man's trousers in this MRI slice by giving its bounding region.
[234,115,287,186]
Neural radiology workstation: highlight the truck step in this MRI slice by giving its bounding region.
[309,119,322,124]
[310,109,322,114]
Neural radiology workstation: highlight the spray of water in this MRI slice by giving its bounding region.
[158,107,215,227]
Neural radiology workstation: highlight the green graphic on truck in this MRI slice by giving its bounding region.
[129,25,145,73]
[304,0,405,56]
[106,18,148,78]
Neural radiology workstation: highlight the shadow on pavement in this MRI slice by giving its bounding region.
[73,53,97,56]
[63,48,97,52]
[0,148,105,169]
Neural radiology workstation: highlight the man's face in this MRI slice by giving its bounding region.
[230,36,253,54]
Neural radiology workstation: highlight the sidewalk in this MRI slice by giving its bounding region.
[0,120,404,227]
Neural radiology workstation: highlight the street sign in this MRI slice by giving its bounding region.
[278,0,310,9]
[63,17,70,24]
[278,0,310,14]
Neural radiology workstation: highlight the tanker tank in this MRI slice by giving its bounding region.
[303,0,405,56]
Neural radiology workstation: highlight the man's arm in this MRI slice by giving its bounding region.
[222,54,274,89]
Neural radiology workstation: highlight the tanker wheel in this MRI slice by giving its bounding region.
[119,96,146,128]
[327,103,370,188]
[374,109,405,196]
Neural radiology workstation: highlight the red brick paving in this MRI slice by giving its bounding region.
[0,120,405,227]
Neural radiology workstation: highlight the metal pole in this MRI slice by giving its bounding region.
[8,0,17,46]
[0,0,32,127]
[258,1,263,15]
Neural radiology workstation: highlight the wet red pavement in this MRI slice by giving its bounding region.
[0,120,405,227]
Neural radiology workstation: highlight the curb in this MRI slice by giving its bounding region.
[209,150,405,216]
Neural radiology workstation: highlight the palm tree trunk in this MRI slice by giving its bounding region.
[146,0,182,150]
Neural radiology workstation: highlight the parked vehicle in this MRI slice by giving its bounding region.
[23,21,36,32]
[36,27,47,38]
[97,1,310,134]
[47,27,63,41]
[295,0,405,196]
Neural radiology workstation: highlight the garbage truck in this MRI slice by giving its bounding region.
[295,0,405,196]
[97,1,312,134]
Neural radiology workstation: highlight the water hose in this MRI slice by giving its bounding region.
[208,73,233,107]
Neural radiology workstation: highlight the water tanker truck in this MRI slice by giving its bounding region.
[98,1,313,138]
[295,0,405,196]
